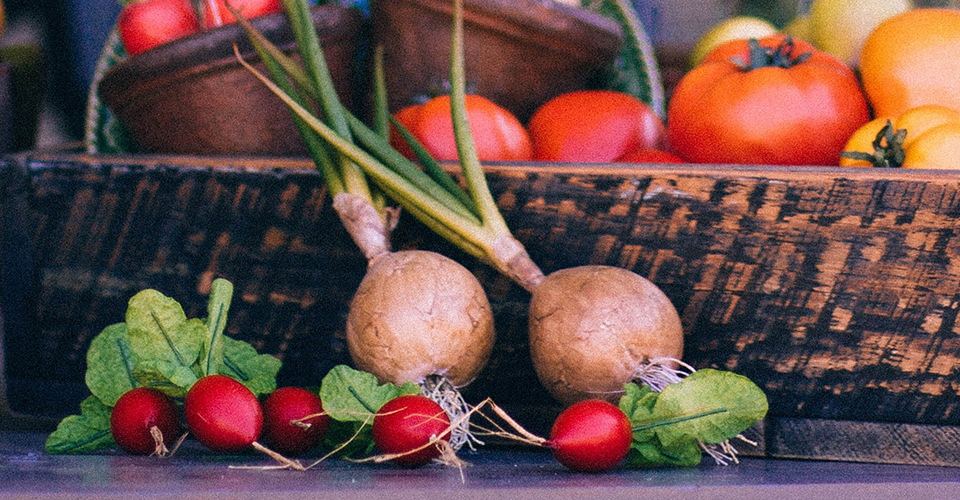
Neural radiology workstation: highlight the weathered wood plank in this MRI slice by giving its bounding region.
[768,417,960,467]
[4,153,960,465]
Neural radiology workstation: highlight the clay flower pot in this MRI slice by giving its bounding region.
[373,0,624,123]
[98,5,363,157]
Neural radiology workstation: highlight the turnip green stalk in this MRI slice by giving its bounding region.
[234,0,748,466]
[231,0,504,453]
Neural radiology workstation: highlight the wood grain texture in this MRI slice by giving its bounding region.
[769,417,960,466]
[4,154,960,463]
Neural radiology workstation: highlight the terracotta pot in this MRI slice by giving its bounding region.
[98,5,364,157]
[373,0,623,123]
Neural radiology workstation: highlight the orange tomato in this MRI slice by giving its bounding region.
[527,90,665,163]
[840,105,960,169]
[390,94,532,162]
[859,8,960,117]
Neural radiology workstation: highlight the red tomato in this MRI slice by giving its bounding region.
[202,0,283,28]
[117,0,201,56]
[390,95,533,162]
[667,35,870,165]
[616,148,684,164]
[527,90,665,163]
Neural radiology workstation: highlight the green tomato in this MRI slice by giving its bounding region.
[810,0,912,67]
[688,16,779,68]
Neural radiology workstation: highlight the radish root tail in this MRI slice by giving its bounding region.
[633,356,696,392]
[422,375,481,451]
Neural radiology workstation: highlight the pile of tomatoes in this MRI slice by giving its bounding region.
[389,90,681,165]
[391,6,960,170]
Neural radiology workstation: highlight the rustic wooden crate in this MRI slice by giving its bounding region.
[3,152,960,465]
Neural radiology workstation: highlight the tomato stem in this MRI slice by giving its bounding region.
[839,120,907,168]
[732,36,811,70]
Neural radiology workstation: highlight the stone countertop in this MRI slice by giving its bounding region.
[1,431,959,500]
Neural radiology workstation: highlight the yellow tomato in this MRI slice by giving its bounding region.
[839,117,890,167]
[860,8,960,117]
[688,16,778,67]
[902,122,960,170]
[809,0,911,67]
[840,105,960,169]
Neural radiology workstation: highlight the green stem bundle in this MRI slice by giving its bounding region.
[230,0,543,290]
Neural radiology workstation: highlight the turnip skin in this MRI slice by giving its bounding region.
[548,399,632,472]
[529,265,684,406]
[110,387,181,456]
[346,250,495,388]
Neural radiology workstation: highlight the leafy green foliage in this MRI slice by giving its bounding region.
[320,365,419,422]
[84,323,138,407]
[590,0,665,118]
[46,279,281,454]
[654,369,768,448]
[44,396,115,455]
[619,369,768,468]
[317,365,420,457]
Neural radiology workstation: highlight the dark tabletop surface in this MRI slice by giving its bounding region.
[1,431,960,500]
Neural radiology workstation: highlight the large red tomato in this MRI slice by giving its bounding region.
[390,94,533,162]
[117,0,201,56]
[202,0,283,28]
[527,90,665,163]
[667,35,870,165]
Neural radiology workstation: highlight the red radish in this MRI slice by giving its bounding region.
[261,387,329,455]
[117,0,201,56]
[110,387,181,455]
[372,394,452,467]
[184,375,263,453]
[202,0,282,28]
[547,399,632,472]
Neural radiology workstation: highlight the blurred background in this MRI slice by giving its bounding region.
[3,0,120,148]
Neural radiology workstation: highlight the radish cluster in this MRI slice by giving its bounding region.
[107,376,331,466]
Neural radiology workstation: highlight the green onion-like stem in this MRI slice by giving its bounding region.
[233,0,544,290]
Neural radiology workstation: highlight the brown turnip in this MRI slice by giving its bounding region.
[346,250,494,389]
[527,265,683,406]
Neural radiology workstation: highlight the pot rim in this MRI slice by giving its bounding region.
[99,4,362,104]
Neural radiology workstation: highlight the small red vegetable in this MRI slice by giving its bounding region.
[110,387,181,455]
[372,394,451,467]
[184,375,263,453]
[390,95,533,162]
[261,387,330,456]
[528,90,666,163]
[117,0,201,56]
[202,0,283,28]
[548,399,632,472]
